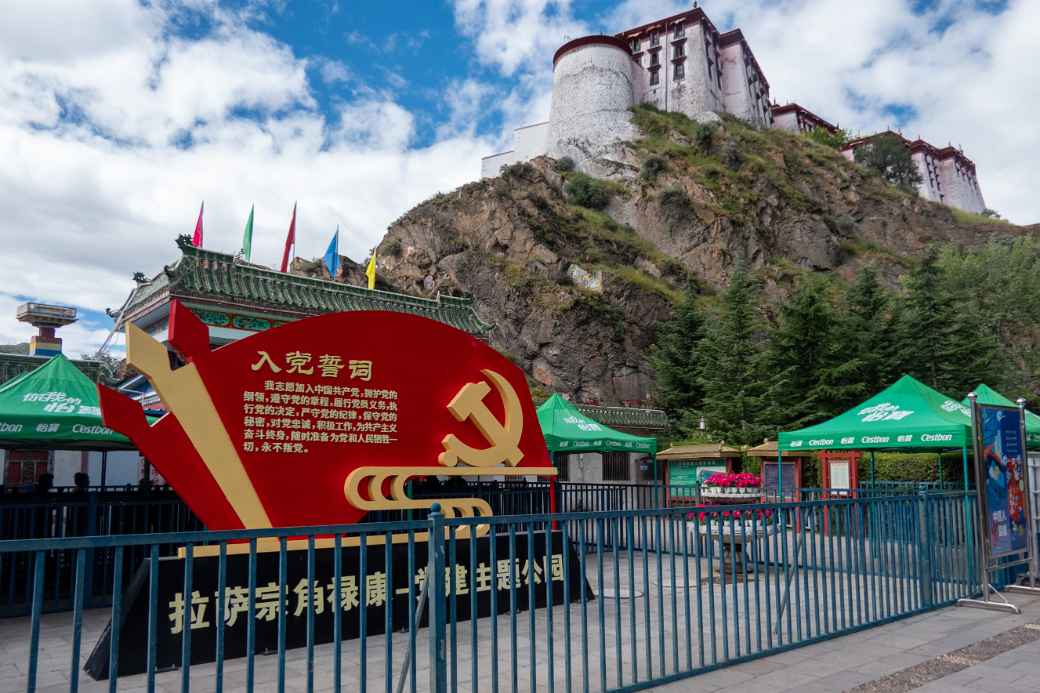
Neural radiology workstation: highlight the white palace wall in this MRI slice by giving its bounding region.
[548,41,640,168]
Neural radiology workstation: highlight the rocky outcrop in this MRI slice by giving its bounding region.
[310,109,1031,405]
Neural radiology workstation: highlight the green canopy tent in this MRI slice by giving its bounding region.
[538,394,657,454]
[962,384,1040,450]
[778,374,973,490]
[0,354,138,452]
[537,394,657,485]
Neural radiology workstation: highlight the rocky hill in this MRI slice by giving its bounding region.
[363,107,1030,405]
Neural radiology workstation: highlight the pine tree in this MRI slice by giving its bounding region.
[894,249,998,395]
[838,268,899,403]
[649,283,704,425]
[762,278,848,429]
[697,265,770,445]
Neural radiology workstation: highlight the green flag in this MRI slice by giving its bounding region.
[241,205,254,260]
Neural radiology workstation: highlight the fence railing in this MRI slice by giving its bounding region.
[0,491,978,692]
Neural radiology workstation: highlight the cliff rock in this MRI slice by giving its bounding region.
[343,108,1031,405]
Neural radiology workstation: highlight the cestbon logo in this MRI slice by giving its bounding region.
[72,424,113,435]
[920,433,953,442]
[0,422,22,433]
[941,400,971,417]
[858,402,914,422]
[861,436,891,444]
[809,438,835,446]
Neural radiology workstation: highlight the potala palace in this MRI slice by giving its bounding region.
[482,5,986,214]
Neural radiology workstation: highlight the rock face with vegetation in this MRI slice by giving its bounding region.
[370,106,1034,407]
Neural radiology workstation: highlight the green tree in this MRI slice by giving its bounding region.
[837,268,900,402]
[807,126,849,150]
[894,249,997,395]
[649,284,704,425]
[697,265,770,445]
[763,277,858,429]
[854,133,923,192]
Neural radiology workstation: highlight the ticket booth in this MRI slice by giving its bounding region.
[658,443,742,507]
[748,440,804,501]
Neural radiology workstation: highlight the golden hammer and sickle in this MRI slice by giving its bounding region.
[438,369,524,468]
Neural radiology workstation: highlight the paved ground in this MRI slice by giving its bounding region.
[657,592,1040,693]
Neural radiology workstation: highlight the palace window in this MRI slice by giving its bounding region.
[673,22,685,39]
[603,452,631,481]
[649,50,660,66]
[649,68,660,86]
[674,42,685,58]
[673,62,685,81]
[630,37,640,52]
[650,30,660,46]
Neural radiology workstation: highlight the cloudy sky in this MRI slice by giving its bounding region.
[0,0,1035,356]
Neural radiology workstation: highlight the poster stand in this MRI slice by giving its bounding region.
[958,396,1040,614]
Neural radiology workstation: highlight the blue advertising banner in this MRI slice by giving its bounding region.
[979,405,1029,558]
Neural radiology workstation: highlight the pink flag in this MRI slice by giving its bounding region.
[191,202,204,248]
[280,203,297,272]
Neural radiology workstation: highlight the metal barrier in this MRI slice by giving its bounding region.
[0,492,202,616]
[0,491,978,692]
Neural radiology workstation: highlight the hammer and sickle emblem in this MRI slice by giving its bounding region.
[439,369,524,468]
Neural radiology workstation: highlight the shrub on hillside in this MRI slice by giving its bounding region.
[553,156,575,172]
[565,173,612,210]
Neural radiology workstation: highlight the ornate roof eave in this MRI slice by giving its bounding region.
[576,404,668,431]
[120,243,493,337]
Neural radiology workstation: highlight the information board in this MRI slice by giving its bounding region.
[978,405,1029,558]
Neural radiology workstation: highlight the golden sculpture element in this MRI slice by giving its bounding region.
[439,369,524,467]
[125,323,272,530]
[336,369,557,552]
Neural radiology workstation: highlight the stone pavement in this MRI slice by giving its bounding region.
[656,593,1040,692]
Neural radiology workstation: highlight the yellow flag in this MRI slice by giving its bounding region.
[365,252,376,290]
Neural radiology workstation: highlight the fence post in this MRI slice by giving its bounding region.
[84,492,98,608]
[427,503,448,693]
[917,492,934,608]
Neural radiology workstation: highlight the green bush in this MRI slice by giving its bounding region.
[553,156,575,172]
[806,126,849,151]
[565,173,612,210]
[659,186,694,223]
[641,156,667,181]
[694,123,715,153]
[383,237,402,257]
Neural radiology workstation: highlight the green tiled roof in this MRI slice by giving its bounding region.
[576,404,668,432]
[123,243,492,336]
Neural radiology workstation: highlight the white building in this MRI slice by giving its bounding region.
[841,133,986,214]
[482,7,773,178]
[481,6,987,216]
[771,102,837,135]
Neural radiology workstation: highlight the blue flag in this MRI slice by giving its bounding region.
[323,227,340,278]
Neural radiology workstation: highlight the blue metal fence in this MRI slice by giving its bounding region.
[0,491,978,692]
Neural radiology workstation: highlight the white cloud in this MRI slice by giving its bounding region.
[0,0,498,337]
[453,0,590,76]
[314,57,353,84]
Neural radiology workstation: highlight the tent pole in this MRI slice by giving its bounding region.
[869,451,876,487]
[653,453,659,508]
[100,450,108,488]
[777,449,783,502]
[961,446,969,492]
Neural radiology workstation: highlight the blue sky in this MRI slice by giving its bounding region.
[0,0,1035,356]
